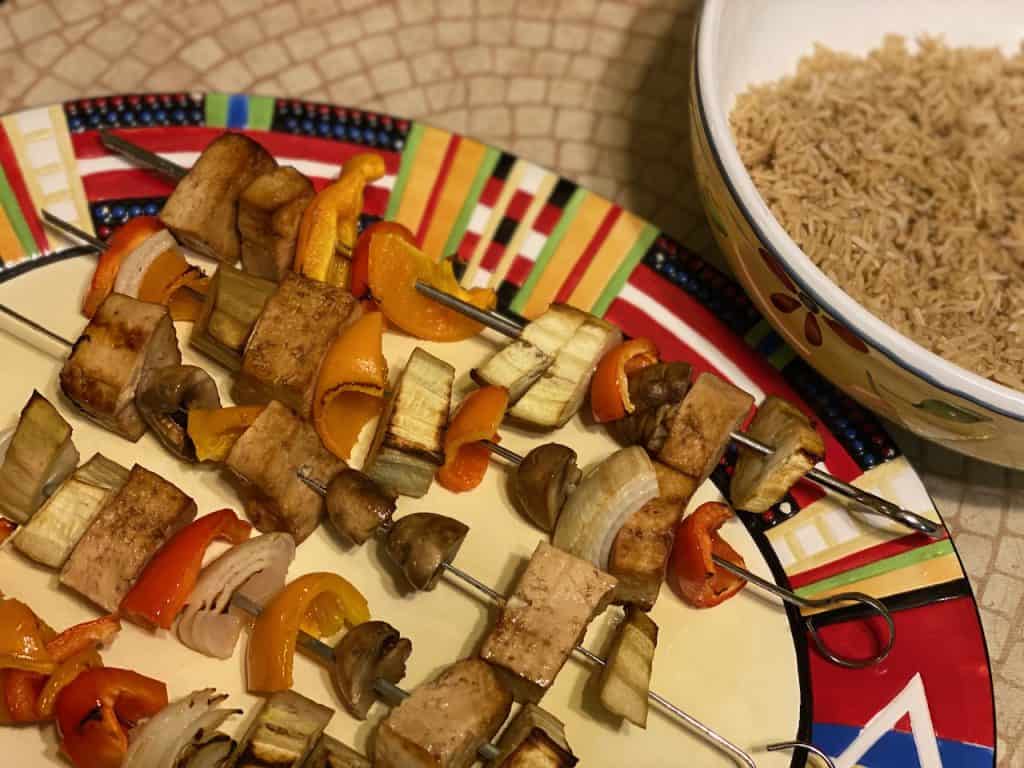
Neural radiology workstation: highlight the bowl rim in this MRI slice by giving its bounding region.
[694,0,1024,421]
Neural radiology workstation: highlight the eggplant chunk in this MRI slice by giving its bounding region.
[597,608,658,728]
[0,390,77,523]
[364,348,454,498]
[607,497,684,611]
[508,316,622,429]
[480,541,617,703]
[657,372,753,486]
[191,265,277,371]
[60,294,181,441]
[224,400,343,543]
[232,690,333,768]
[730,396,825,513]
[375,658,512,768]
[234,272,362,418]
[159,132,277,263]
[239,166,315,281]
[472,305,588,402]
[305,735,371,768]
[60,464,197,612]
[487,704,577,767]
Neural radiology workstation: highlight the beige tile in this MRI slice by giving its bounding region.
[100,55,150,93]
[361,4,400,34]
[327,73,376,105]
[318,46,363,79]
[279,62,322,94]
[997,536,1024,576]
[982,608,1012,660]
[559,140,599,173]
[55,0,104,24]
[576,172,618,199]
[284,27,328,62]
[0,19,15,53]
[569,54,604,80]
[468,76,506,106]
[553,0,597,20]
[295,0,342,23]
[555,108,596,139]
[426,80,466,112]
[514,19,551,48]
[553,21,588,52]
[340,0,375,9]
[52,45,109,88]
[370,60,413,94]
[982,573,1024,615]
[117,2,154,25]
[144,59,199,93]
[396,23,436,55]
[439,0,474,18]
[136,22,184,66]
[960,491,1006,535]
[244,41,290,79]
[181,36,227,72]
[9,3,60,43]
[203,57,255,92]
[469,105,511,137]
[1006,642,1024,688]
[494,46,532,75]
[595,113,630,149]
[533,50,569,77]
[85,19,140,58]
[220,17,265,55]
[324,16,365,46]
[385,88,428,118]
[506,77,546,105]
[590,27,625,58]
[0,51,39,102]
[20,74,79,105]
[514,105,554,136]
[516,0,557,19]
[476,16,512,45]
[1008,493,1024,535]
[397,0,436,24]
[219,0,255,18]
[356,33,399,66]
[437,19,473,47]
[452,46,492,76]
[955,532,995,579]
[259,4,301,35]
[411,51,454,84]
[476,0,509,16]
[23,33,65,69]
[548,78,590,107]
[511,137,556,167]
[596,0,637,30]
[430,108,469,134]
[172,3,226,35]
[633,8,677,37]
[250,77,285,97]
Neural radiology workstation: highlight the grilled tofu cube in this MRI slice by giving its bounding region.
[159,132,277,263]
[60,294,181,441]
[657,372,753,486]
[225,400,343,543]
[488,704,577,767]
[234,272,362,418]
[596,608,658,728]
[608,497,684,611]
[508,316,622,429]
[364,348,454,498]
[239,167,315,282]
[304,735,371,768]
[473,305,588,402]
[233,690,333,768]
[480,542,617,703]
[375,658,512,768]
[730,396,825,513]
[653,460,698,504]
[60,464,196,612]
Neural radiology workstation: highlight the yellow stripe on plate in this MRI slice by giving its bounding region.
[568,208,647,311]
[521,193,611,319]
[0,204,25,264]
[488,170,558,290]
[420,137,487,260]
[462,160,526,288]
[393,125,452,237]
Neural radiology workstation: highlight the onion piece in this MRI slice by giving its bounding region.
[177,533,295,658]
[113,230,181,298]
[552,446,658,569]
[123,689,240,768]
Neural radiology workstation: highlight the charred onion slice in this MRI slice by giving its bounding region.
[122,689,240,768]
[137,365,221,462]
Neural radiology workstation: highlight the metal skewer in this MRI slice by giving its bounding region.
[298,473,834,768]
[99,129,188,182]
[416,280,941,539]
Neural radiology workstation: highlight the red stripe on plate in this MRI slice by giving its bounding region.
[478,176,503,208]
[480,238,506,273]
[787,531,945,589]
[555,205,621,304]
[414,134,460,246]
[0,125,48,253]
[456,231,480,263]
[506,189,531,221]
[83,169,176,200]
[533,202,561,235]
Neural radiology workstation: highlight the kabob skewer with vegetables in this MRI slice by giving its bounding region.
[0,128,925,768]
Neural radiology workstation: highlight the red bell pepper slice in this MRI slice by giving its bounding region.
[590,338,660,423]
[120,509,251,629]
[82,216,164,318]
[349,220,415,299]
[54,667,167,768]
[669,502,747,608]
[0,517,15,545]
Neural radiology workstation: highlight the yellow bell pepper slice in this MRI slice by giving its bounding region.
[187,405,266,463]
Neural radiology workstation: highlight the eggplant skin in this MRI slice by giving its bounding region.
[239,167,315,282]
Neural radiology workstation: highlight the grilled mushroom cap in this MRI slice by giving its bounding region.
[137,365,220,461]
[384,513,469,591]
[325,469,396,545]
[512,443,581,532]
[606,362,692,451]
[332,621,412,720]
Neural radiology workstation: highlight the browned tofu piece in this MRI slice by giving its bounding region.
[608,497,685,611]
[488,704,577,767]
[233,272,362,418]
[224,400,344,543]
[239,167,315,281]
[480,542,617,703]
[375,659,512,768]
[657,372,753,486]
[653,460,698,504]
[60,464,196,611]
[60,294,181,441]
[159,132,277,263]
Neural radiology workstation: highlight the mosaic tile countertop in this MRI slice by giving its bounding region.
[0,0,1021,762]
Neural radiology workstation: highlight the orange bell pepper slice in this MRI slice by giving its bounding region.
[82,216,164,318]
[55,667,167,768]
[438,386,509,492]
[313,311,388,460]
[187,404,266,463]
[135,252,208,321]
[368,231,498,341]
[36,647,103,719]
[120,510,251,629]
[0,598,55,675]
[670,502,747,608]
[590,338,660,423]
[0,517,15,545]
[349,220,415,299]
[247,572,370,693]
[295,153,387,287]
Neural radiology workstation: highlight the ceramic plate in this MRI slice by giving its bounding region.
[0,93,996,767]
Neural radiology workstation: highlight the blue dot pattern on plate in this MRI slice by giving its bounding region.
[271,99,411,153]
[90,198,165,239]
[64,94,205,133]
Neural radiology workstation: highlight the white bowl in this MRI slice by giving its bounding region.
[691,0,1024,468]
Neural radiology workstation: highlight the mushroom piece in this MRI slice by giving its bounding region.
[384,513,469,591]
[511,443,581,532]
[606,362,692,451]
[137,365,221,461]
[325,469,396,546]
[331,620,412,720]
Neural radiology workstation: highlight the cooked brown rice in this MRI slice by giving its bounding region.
[730,36,1024,389]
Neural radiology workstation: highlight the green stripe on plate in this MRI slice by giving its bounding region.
[510,187,588,315]
[0,165,38,256]
[795,538,955,599]
[744,320,772,348]
[247,95,276,130]
[441,146,499,259]
[385,122,425,221]
[591,223,659,317]
[204,93,229,128]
